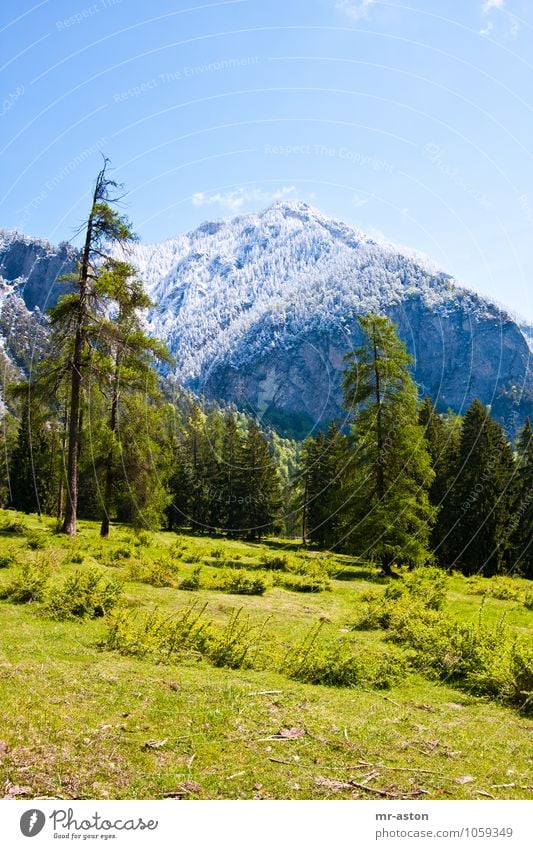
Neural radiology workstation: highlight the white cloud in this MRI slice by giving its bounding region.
[480,0,518,38]
[335,0,376,21]
[192,185,296,212]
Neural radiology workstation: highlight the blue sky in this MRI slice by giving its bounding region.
[1,0,532,319]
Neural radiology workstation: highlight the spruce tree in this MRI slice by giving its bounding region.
[302,423,346,549]
[509,418,532,578]
[239,419,281,540]
[219,412,246,536]
[419,398,462,566]
[342,314,435,574]
[447,399,515,576]
[9,389,61,516]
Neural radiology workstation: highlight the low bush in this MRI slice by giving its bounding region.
[69,551,85,564]
[0,516,28,536]
[126,557,177,588]
[384,566,448,610]
[104,603,270,670]
[466,575,522,602]
[108,545,134,562]
[43,568,122,619]
[0,550,17,569]
[524,589,533,611]
[213,568,268,595]
[260,553,289,571]
[282,572,331,593]
[180,566,202,591]
[132,530,153,547]
[0,560,50,603]
[26,531,47,550]
[209,609,271,669]
[284,624,408,690]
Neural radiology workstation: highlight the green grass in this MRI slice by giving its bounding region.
[0,509,531,801]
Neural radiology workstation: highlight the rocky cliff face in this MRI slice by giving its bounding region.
[0,230,76,378]
[0,204,531,436]
[0,230,76,312]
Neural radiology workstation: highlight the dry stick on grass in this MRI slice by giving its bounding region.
[381,695,402,708]
[248,690,284,696]
[349,782,426,799]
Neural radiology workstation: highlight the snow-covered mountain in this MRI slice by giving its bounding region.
[1,202,531,436]
[127,200,532,434]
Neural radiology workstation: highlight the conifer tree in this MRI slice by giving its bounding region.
[418,398,462,566]
[302,423,346,549]
[49,159,135,535]
[447,399,515,576]
[9,389,61,516]
[219,412,246,536]
[342,314,435,574]
[95,260,170,536]
[509,418,532,578]
[239,419,281,540]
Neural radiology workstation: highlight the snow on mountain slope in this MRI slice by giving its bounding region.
[122,201,531,432]
[128,200,452,380]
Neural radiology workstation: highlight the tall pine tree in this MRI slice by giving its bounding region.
[447,399,515,576]
[342,314,435,574]
[509,418,532,578]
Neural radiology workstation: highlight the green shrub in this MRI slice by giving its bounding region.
[284,624,408,690]
[0,560,50,603]
[70,551,85,564]
[105,603,272,671]
[209,609,271,669]
[26,531,47,550]
[0,550,17,569]
[467,575,522,602]
[509,641,533,713]
[0,516,28,536]
[282,572,331,593]
[260,553,289,571]
[43,568,122,619]
[129,530,153,548]
[489,578,522,601]
[524,589,533,611]
[220,558,249,569]
[180,566,202,591]
[214,568,268,595]
[384,567,448,610]
[126,557,177,587]
[109,545,134,562]
[185,552,203,564]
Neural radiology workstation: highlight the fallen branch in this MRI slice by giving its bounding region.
[248,690,283,696]
[349,782,422,799]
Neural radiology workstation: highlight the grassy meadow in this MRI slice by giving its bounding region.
[0,508,531,801]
